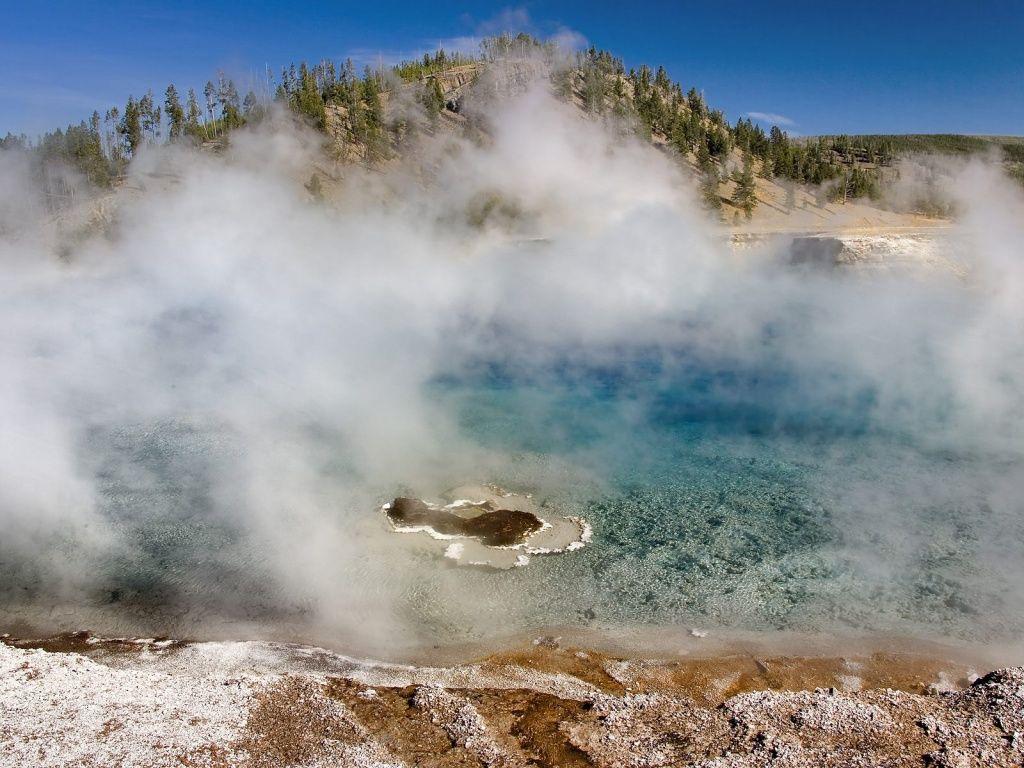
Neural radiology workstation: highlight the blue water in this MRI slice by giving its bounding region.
[4,344,1021,648]
[426,352,1024,641]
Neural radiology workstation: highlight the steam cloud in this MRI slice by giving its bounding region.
[1,78,1022,652]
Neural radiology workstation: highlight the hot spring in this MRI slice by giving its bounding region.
[14,312,1018,653]
[2,93,1022,658]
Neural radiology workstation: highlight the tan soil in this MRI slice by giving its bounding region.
[4,633,1023,767]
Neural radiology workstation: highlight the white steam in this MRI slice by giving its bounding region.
[1,81,1023,651]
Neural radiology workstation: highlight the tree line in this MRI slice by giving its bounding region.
[1,72,266,198]
[559,46,874,216]
[0,33,558,197]
[7,33,1014,214]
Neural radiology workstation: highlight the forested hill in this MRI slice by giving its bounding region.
[808,134,1024,159]
[3,32,1021,220]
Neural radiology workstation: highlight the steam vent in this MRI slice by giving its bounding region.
[382,485,591,569]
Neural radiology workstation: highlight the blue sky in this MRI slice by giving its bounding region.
[3,1,1022,138]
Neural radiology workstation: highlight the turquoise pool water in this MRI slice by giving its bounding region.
[3,263,1021,650]
[422,352,1024,642]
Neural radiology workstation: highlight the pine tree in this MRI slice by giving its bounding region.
[164,84,185,139]
[768,125,792,179]
[357,69,385,156]
[119,96,142,156]
[242,90,258,117]
[696,141,714,175]
[203,81,218,136]
[551,68,573,102]
[0,132,27,150]
[185,89,202,138]
[686,87,705,117]
[421,78,444,121]
[706,127,729,158]
[104,107,122,163]
[700,172,722,210]
[138,91,156,142]
[731,152,757,219]
[217,74,242,129]
[654,65,671,91]
[581,65,607,114]
[670,119,690,155]
[323,61,337,92]
[225,80,241,126]
[292,62,326,128]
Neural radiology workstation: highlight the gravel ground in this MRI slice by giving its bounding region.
[2,634,1022,767]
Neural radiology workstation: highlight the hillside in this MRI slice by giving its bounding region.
[4,33,1019,236]
[372,47,953,232]
[806,133,1024,158]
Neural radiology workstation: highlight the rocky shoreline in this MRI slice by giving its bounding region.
[2,632,1023,767]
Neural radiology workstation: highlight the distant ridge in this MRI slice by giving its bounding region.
[805,133,1024,158]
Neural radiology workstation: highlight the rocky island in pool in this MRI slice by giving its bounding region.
[383,485,592,569]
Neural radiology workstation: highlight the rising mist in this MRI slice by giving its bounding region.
[2,74,1023,653]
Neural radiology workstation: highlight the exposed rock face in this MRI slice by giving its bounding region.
[324,103,368,162]
[785,233,963,273]
[426,63,482,107]
[386,497,543,547]
[788,235,846,267]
